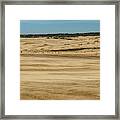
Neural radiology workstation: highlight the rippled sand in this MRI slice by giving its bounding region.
[20,36,100,100]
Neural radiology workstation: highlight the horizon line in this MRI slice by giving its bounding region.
[20,31,100,35]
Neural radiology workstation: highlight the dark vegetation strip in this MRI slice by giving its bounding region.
[50,47,100,52]
[20,32,100,38]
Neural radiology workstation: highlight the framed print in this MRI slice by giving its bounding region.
[0,0,119,119]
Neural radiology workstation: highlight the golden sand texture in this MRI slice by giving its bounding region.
[20,36,100,100]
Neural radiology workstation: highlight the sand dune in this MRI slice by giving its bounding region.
[20,36,100,100]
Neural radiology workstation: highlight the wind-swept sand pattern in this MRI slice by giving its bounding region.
[20,35,100,100]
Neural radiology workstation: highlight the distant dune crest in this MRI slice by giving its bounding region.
[20,33,100,57]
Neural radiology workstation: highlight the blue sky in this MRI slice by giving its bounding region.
[20,20,100,34]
